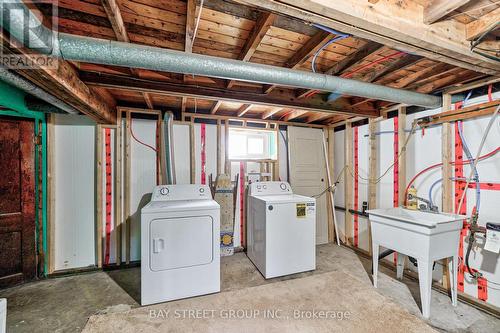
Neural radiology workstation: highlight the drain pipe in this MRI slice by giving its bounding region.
[1,0,442,108]
[0,68,79,114]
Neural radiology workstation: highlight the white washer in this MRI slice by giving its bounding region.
[247,181,316,279]
[141,184,220,306]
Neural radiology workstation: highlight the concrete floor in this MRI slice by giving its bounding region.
[0,244,498,332]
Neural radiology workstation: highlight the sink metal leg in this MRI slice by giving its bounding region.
[372,243,379,288]
[448,255,458,306]
[396,254,406,280]
[417,259,433,319]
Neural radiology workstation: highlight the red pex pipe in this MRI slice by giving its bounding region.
[304,51,406,98]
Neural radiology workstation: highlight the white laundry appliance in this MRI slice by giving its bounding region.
[247,181,316,278]
[141,184,220,306]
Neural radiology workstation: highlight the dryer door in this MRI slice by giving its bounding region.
[150,215,213,271]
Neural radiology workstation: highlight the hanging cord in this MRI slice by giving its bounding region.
[130,118,158,152]
[346,120,420,185]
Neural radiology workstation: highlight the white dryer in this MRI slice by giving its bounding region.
[141,184,220,306]
[247,181,316,279]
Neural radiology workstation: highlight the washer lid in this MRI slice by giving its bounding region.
[142,199,220,214]
[252,194,315,204]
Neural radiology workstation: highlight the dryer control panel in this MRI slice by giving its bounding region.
[249,181,292,196]
[151,184,212,201]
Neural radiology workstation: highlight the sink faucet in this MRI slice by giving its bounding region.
[407,194,439,213]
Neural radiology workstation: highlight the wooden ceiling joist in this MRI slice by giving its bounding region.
[423,0,471,25]
[296,41,383,98]
[261,107,283,119]
[81,72,378,118]
[234,0,500,75]
[282,110,308,121]
[227,11,276,89]
[263,30,332,94]
[185,0,197,53]
[237,104,253,116]
[143,92,154,109]
[210,100,223,114]
[466,7,500,41]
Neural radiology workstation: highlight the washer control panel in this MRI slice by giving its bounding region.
[151,184,211,201]
[249,181,292,196]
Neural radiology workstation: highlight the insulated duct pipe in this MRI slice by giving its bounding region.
[0,68,79,114]
[1,0,442,108]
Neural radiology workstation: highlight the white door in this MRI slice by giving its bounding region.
[150,216,213,271]
[287,127,328,244]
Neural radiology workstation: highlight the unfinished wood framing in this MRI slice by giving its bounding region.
[397,106,407,205]
[95,124,103,268]
[115,110,122,266]
[124,111,131,265]
[344,122,353,245]
[367,118,378,254]
[46,114,56,274]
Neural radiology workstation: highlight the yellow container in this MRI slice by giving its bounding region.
[407,186,418,210]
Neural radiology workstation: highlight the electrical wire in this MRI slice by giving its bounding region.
[346,121,420,185]
[312,35,350,73]
[130,119,158,153]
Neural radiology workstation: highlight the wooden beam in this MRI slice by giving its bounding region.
[445,76,500,94]
[264,30,332,94]
[296,42,383,98]
[237,104,253,117]
[282,110,308,121]
[367,118,377,254]
[227,12,276,89]
[47,114,56,273]
[101,0,129,42]
[115,111,122,265]
[261,107,282,119]
[466,7,500,41]
[397,106,407,205]
[306,112,331,123]
[81,72,379,118]
[185,0,197,53]
[95,124,103,268]
[233,0,500,75]
[423,0,471,25]
[344,122,353,245]
[143,92,154,109]
[210,100,223,114]
[366,54,421,83]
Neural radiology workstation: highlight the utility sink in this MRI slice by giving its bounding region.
[368,207,467,233]
[367,207,468,319]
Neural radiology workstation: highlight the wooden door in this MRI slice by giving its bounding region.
[0,117,36,288]
[287,126,328,244]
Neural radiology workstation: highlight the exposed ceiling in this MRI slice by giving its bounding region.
[2,0,499,125]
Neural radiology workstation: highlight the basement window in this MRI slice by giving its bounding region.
[228,128,277,160]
